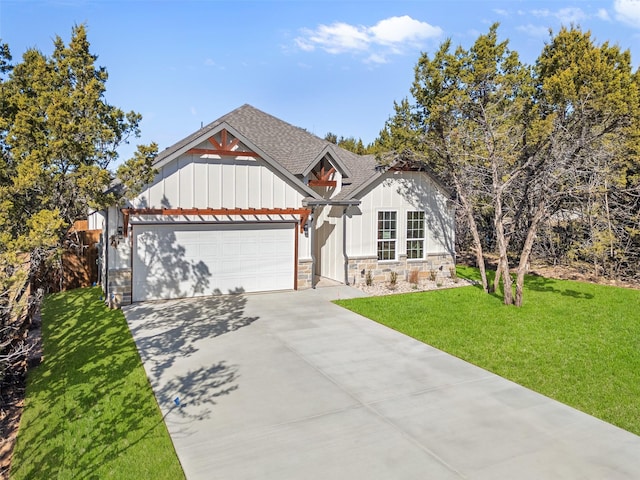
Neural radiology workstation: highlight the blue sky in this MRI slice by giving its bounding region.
[1,0,639,165]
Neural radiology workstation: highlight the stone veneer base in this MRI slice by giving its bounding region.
[347,253,455,287]
[297,259,313,290]
[106,268,132,308]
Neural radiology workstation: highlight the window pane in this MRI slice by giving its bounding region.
[377,211,397,260]
[378,241,395,260]
[407,240,424,259]
[406,211,425,260]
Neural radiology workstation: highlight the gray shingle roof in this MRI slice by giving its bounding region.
[332,151,380,200]
[153,104,380,200]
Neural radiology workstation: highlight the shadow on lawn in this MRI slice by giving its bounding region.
[524,274,595,299]
[11,287,258,478]
[122,289,258,421]
[457,267,594,300]
[11,288,184,479]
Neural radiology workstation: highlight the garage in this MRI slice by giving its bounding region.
[132,222,295,302]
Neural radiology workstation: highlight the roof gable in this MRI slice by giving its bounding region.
[342,158,454,201]
[150,104,450,204]
[301,144,353,179]
[153,119,321,199]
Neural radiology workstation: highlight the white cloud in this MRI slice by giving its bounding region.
[614,0,640,27]
[296,22,369,54]
[531,7,586,23]
[493,8,509,17]
[365,53,389,64]
[516,24,551,38]
[517,5,598,39]
[369,15,442,46]
[294,38,316,52]
[190,106,197,116]
[531,9,551,18]
[555,7,587,23]
[597,8,611,21]
[294,15,442,62]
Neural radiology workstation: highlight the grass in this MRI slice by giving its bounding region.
[335,265,640,436]
[10,287,185,480]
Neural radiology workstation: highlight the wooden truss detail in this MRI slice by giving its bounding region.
[308,165,336,187]
[187,129,260,157]
[121,207,311,235]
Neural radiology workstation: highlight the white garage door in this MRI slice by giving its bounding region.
[132,222,295,302]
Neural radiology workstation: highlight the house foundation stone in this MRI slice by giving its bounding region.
[347,253,455,287]
[297,259,313,290]
[107,268,131,307]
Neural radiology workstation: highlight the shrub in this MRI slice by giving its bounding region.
[449,266,458,283]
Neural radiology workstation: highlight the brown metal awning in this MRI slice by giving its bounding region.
[120,207,311,236]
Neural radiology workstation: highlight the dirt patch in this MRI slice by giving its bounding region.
[0,315,42,480]
[459,252,639,290]
[0,379,25,479]
[528,263,640,290]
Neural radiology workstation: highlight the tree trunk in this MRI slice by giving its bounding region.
[468,210,489,293]
[453,174,489,293]
[515,203,546,307]
[492,255,502,294]
[493,186,513,305]
[495,216,513,304]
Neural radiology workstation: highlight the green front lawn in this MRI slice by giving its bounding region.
[335,266,640,435]
[10,287,184,479]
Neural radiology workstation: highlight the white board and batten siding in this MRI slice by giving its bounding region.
[133,154,304,211]
[346,171,455,258]
[109,152,313,266]
[106,150,313,301]
[315,205,345,283]
[87,211,105,231]
[132,152,310,260]
[107,205,131,271]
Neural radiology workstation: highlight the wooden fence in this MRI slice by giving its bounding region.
[45,230,101,292]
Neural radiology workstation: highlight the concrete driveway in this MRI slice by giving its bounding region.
[123,286,640,479]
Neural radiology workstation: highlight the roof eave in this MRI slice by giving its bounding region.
[302,198,361,207]
[301,145,354,179]
[341,170,384,200]
[364,159,455,200]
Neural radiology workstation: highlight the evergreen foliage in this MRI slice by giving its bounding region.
[375,24,640,305]
[0,25,156,380]
[324,131,373,154]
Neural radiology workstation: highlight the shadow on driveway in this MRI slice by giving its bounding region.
[123,286,640,480]
[123,290,258,421]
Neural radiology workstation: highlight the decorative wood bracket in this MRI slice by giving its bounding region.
[309,165,336,187]
[121,207,311,235]
[187,129,260,157]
